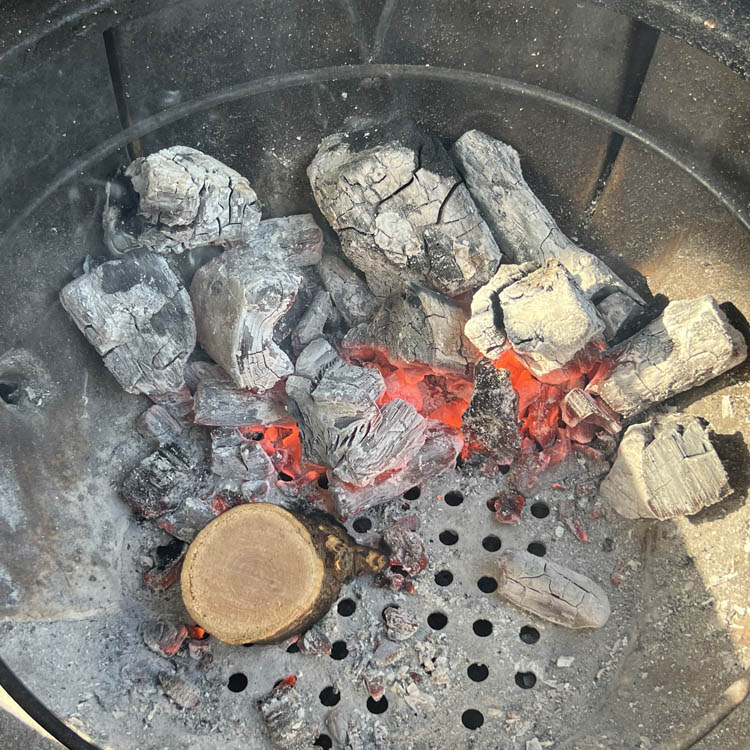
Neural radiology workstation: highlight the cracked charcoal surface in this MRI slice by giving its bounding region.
[308,117,502,299]
[59,251,196,395]
[243,214,324,267]
[192,377,289,427]
[318,252,379,327]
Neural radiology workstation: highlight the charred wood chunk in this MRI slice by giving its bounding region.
[274,269,324,346]
[598,413,731,520]
[158,671,201,709]
[451,130,643,311]
[343,284,473,374]
[461,360,521,464]
[210,427,275,482]
[111,146,261,255]
[244,214,323,267]
[318,252,379,326]
[150,388,195,427]
[190,241,303,392]
[292,289,334,356]
[330,422,463,517]
[157,492,231,543]
[382,521,428,577]
[308,117,502,298]
[184,361,229,394]
[590,296,747,418]
[193,377,289,427]
[595,291,643,342]
[560,388,621,435]
[60,251,196,395]
[137,404,185,446]
[257,676,311,750]
[495,549,610,629]
[383,605,419,641]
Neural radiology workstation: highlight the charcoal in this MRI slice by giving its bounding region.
[137,404,184,446]
[590,296,747,418]
[329,422,463,517]
[275,270,324,346]
[560,388,621,435]
[595,290,643,342]
[210,428,275,482]
[156,493,229,543]
[490,491,525,524]
[308,117,502,298]
[343,284,473,374]
[599,413,731,520]
[461,360,521,464]
[143,621,188,658]
[451,130,644,316]
[298,625,332,656]
[143,548,186,591]
[244,215,323,267]
[184,361,228,393]
[383,605,419,641]
[112,146,261,255]
[325,707,349,746]
[495,549,610,629]
[292,290,334,355]
[382,521,427,576]
[150,388,195,427]
[158,671,201,709]
[60,251,196,395]
[318,252,379,326]
[257,677,312,750]
[193,377,288,427]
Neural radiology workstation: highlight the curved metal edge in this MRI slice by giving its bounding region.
[0,656,101,750]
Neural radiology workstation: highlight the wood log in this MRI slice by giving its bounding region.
[308,117,502,298]
[598,413,731,520]
[589,296,747,418]
[318,252,379,326]
[111,146,261,255]
[342,284,474,374]
[495,549,610,629]
[193,377,288,427]
[190,242,303,392]
[60,251,196,395]
[181,503,386,645]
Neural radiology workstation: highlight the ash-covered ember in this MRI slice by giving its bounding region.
[142,621,189,658]
[383,605,419,641]
[489,492,526,524]
[382,519,427,577]
[298,625,331,656]
[143,539,187,591]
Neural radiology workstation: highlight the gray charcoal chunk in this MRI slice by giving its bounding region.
[193,378,289,427]
[318,252,379,326]
[496,549,610,629]
[184,361,229,393]
[382,521,427,576]
[308,117,502,298]
[210,428,275,481]
[244,214,323,267]
[383,606,419,641]
[292,289,334,355]
[158,671,201,709]
[599,413,731,520]
[596,290,643,342]
[60,251,196,395]
[137,404,184,446]
[257,679,313,750]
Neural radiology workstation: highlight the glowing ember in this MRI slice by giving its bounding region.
[489,492,526,524]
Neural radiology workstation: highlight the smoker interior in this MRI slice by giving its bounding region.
[2,1,750,748]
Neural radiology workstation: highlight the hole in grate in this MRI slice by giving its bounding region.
[527,541,546,557]
[250,431,264,441]
[277,471,294,482]
[439,530,459,546]
[330,641,348,660]
[481,535,501,552]
[0,381,20,405]
[317,473,329,489]
[367,696,389,714]
[319,686,341,706]
[428,612,448,630]
[520,625,540,644]
[434,570,453,586]
[444,491,463,506]
[472,619,493,637]
[352,517,372,533]
[467,663,488,682]
[313,734,333,749]
[403,485,421,500]
[477,576,498,593]
[286,641,300,653]
[242,642,254,648]
[337,598,356,617]
[515,671,537,689]
[461,709,484,729]
[227,673,248,692]
[530,501,550,518]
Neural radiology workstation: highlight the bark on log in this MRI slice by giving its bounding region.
[308,117,502,298]
[181,503,386,645]
[192,377,289,427]
[598,413,731,520]
[318,252,379,326]
[589,296,747,418]
[60,251,196,395]
[495,549,610,629]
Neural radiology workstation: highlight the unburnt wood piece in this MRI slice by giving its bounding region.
[495,549,610,629]
[292,289,334,356]
[590,296,748,418]
[190,242,303,392]
[499,260,605,378]
[560,388,621,434]
[244,215,323,267]
[193,377,289,427]
[181,504,386,645]
[461,360,521,464]
[329,422,463,517]
[308,117,502,298]
[451,131,643,313]
[343,284,474,374]
[60,251,196,395]
[113,146,261,255]
[318,252,379,326]
[598,413,731,520]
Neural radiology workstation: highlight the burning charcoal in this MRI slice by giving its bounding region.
[190,238,304,391]
[137,404,184,447]
[490,492,526,524]
[343,284,473,374]
[158,671,201,709]
[451,131,643,314]
[383,605,419,641]
[298,625,332,656]
[560,388,621,435]
[142,621,189,658]
[589,296,747,418]
[462,360,521,464]
[382,521,427,576]
[193,377,289,427]
[108,146,261,255]
[60,251,196,395]
[244,214,323,267]
[143,540,187,591]
[308,117,502,298]
[274,270,325,346]
[598,413,732,520]
[318,252,379,326]
[495,549,610,629]
[210,428,275,482]
[257,676,313,750]
[330,422,463,517]
[292,289,334,355]
[565,516,589,543]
